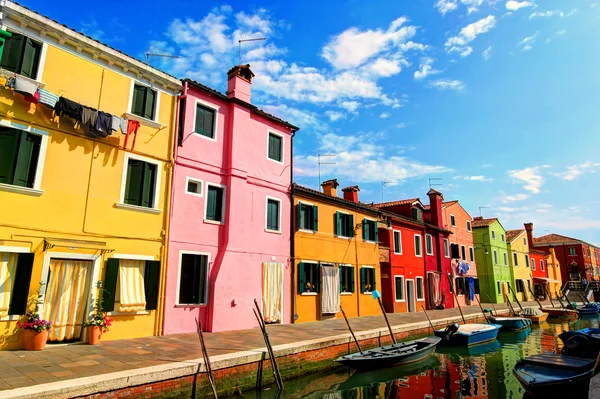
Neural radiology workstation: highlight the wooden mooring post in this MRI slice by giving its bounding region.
[195,318,218,398]
[253,298,284,392]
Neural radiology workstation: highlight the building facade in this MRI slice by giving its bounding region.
[529,248,549,299]
[165,68,298,333]
[292,181,383,322]
[506,229,533,302]
[0,2,181,349]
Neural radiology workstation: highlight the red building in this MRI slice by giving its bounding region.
[529,248,549,298]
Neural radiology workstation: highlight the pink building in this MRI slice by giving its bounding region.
[165,65,299,333]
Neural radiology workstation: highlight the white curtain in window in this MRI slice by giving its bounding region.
[0,253,18,316]
[119,259,147,312]
[428,272,441,306]
[43,259,92,341]
[321,266,340,315]
[262,262,283,323]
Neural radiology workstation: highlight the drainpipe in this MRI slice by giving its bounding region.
[290,130,296,323]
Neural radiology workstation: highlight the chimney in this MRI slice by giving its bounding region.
[342,186,360,203]
[321,179,339,197]
[427,188,444,229]
[227,64,255,103]
[524,222,534,248]
[473,216,483,221]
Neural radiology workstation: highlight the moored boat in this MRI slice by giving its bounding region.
[577,303,600,317]
[558,328,600,359]
[540,307,579,320]
[434,323,502,346]
[335,336,441,370]
[488,315,532,331]
[521,307,549,324]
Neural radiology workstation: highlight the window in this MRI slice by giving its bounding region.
[568,247,577,256]
[474,279,480,295]
[298,263,320,293]
[340,265,355,293]
[0,127,42,189]
[450,214,456,226]
[0,33,42,79]
[523,237,527,245]
[443,239,449,258]
[335,212,354,238]
[394,276,405,301]
[411,207,423,222]
[469,247,474,262]
[493,250,498,264]
[0,252,34,316]
[425,234,433,255]
[393,230,402,254]
[503,252,508,266]
[525,254,530,268]
[178,253,209,305]
[194,103,216,139]
[363,219,378,242]
[268,132,283,162]
[540,260,545,271]
[416,277,424,300]
[515,279,525,293]
[466,221,471,232]
[131,84,157,120]
[455,277,466,295]
[531,258,536,270]
[360,267,376,293]
[266,197,281,232]
[205,184,225,223]
[107,258,161,312]
[491,231,496,240]
[124,158,157,208]
[497,281,501,295]
[513,252,519,266]
[415,235,422,256]
[185,177,203,197]
[461,245,466,261]
[501,234,505,242]
[298,202,318,231]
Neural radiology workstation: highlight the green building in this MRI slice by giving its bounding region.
[472,217,513,304]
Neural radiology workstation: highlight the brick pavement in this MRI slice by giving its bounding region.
[0,301,549,392]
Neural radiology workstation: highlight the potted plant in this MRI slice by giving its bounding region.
[83,281,112,345]
[17,284,52,351]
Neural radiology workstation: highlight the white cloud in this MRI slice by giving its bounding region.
[259,104,322,131]
[502,193,530,203]
[380,112,390,119]
[551,162,600,181]
[508,165,548,194]
[436,0,459,15]
[506,1,535,11]
[427,79,466,91]
[497,206,528,212]
[454,175,494,182]
[413,58,442,80]
[325,110,345,121]
[483,46,492,60]
[395,122,407,128]
[445,16,496,57]
[481,163,493,168]
[518,31,539,51]
[339,101,361,113]
[530,8,577,19]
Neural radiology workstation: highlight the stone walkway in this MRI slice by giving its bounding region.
[0,301,549,393]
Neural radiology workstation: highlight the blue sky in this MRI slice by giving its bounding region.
[24,0,600,244]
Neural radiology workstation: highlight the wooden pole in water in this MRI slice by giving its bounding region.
[340,306,364,354]
[253,299,284,391]
[545,286,556,308]
[195,318,218,399]
[474,294,490,324]
[421,305,435,334]
[376,296,397,344]
[484,293,498,316]
[528,273,544,309]
[447,273,466,324]
[555,291,568,309]
[507,282,524,312]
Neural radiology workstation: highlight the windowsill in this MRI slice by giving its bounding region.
[395,300,406,303]
[267,157,284,165]
[0,315,21,321]
[0,69,46,88]
[125,113,162,129]
[335,235,351,240]
[362,292,374,295]
[0,183,44,196]
[298,229,317,234]
[174,304,207,308]
[265,228,282,235]
[365,240,377,244]
[185,191,203,198]
[340,292,353,296]
[393,252,403,255]
[417,298,425,301]
[115,202,161,214]
[204,219,225,225]
[301,292,318,296]
[194,131,217,142]
[426,252,434,256]
[107,310,151,316]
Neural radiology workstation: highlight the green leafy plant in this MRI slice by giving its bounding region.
[83,281,112,332]
[17,283,52,332]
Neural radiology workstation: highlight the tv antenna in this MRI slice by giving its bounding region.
[145,53,181,63]
[428,177,442,189]
[478,206,489,217]
[381,181,396,202]
[238,37,266,63]
[317,154,336,190]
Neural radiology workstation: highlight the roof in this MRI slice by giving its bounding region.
[506,229,525,243]
[423,200,459,211]
[293,184,381,215]
[533,233,581,246]
[529,248,548,256]
[471,217,498,228]
[373,198,422,208]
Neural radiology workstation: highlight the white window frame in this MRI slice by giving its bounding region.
[444,239,450,258]
[450,214,456,226]
[339,263,353,295]
[361,265,376,295]
[491,231,496,240]
[0,120,49,197]
[0,27,48,84]
[414,234,423,257]
[193,98,220,142]
[108,254,155,316]
[469,246,474,262]
[298,200,316,233]
[425,234,433,255]
[265,196,282,233]
[493,250,498,265]
[501,234,505,242]
[126,80,162,127]
[466,220,472,232]
[116,153,162,214]
[394,275,405,302]
[204,182,226,225]
[416,276,425,301]
[393,230,402,254]
[335,210,353,239]
[266,130,284,164]
[300,260,319,296]
[185,176,204,197]
[568,247,577,256]
[175,250,211,307]
[531,258,536,270]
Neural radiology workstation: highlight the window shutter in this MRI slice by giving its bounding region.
[198,255,209,304]
[0,34,25,73]
[124,160,143,206]
[20,38,40,78]
[131,85,145,116]
[102,259,119,312]
[362,219,367,240]
[141,162,156,208]
[7,253,34,315]
[13,132,40,188]
[298,263,305,293]
[350,266,355,293]
[0,129,19,184]
[177,97,186,147]
[335,212,341,235]
[144,261,160,310]
[195,105,204,134]
[313,264,320,293]
[339,266,343,292]
[360,268,366,293]
[312,206,318,231]
[204,108,214,138]
[144,88,156,120]
[371,269,376,291]
[374,224,379,242]
[349,215,354,237]
[296,204,303,230]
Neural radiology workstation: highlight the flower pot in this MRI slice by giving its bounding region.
[22,329,48,351]
[88,326,102,345]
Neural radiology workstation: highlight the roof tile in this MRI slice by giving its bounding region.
[506,229,525,243]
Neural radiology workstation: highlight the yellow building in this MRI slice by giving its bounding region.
[292,181,383,322]
[506,229,533,302]
[0,2,181,349]
[546,248,563,298]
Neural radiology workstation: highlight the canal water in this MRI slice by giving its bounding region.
[247,316,599,399]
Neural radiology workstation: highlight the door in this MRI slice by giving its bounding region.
[321,265,340,315]
[406,280,416,312]
[42,259,93,342]
[262,262,284,323]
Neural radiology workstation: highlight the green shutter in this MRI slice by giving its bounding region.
[206,186,217,220]
[350,266,355,293]
[132,85,146,117]
[362,218,367,240]
[335,212,341,235]
[203,108,214,138]
[144,261,161,310]
[296,203,303,230]
[371,269,376,291]
[360,268,366,293]
[0,34,24,73]
[298,263,305,293]
[144,88,156,120]
[313,264,320,293]
[339,266,344,292]
[268,134,282,161]
[20,38,40,78]
[13,132,40,188]
[102,259,119,312]
[195,105,204,134]
[0,129,19,184]
[374,224,379,242]
[124,160,143,206]
[141,162,156,208]
[7,253,34,315]
[312,206,318,231]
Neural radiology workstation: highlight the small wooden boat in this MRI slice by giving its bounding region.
[437,338,501,358]
[558,328,600,359]
[513,353,596,397]
[335,336,441,370]
[540,307,579,320]
[521,307,549,324]
[559,327,600,344]
[488,315,532,331]
[577,303,600,317]
[434,323,501,346]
